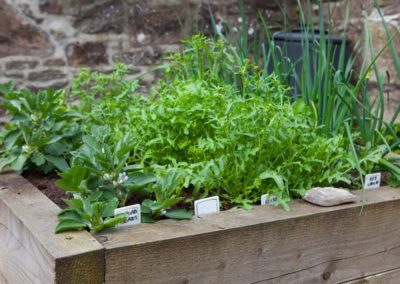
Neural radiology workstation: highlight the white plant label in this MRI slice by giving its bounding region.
[114,204,141,227]
[261,194,277,205]
[364,173,381,189]
[194,196,220,217]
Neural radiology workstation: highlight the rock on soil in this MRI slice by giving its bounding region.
[303,187,358,207]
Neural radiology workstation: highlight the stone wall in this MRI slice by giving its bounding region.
[0,0,399,112]
[0,0,297,90]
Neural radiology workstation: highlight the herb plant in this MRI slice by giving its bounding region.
[55,127,156,231]
[0,83,81,173]
[141,170,192,222]
[71,63,141,132]
[131,75,358,209]
[1,0,400,234]
[208,0,400,186]
[56,193,127,233]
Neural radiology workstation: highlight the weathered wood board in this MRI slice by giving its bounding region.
[1,171,400,284]
[97,187,400,284]
[345,267,400,284]
[0,172,104,284]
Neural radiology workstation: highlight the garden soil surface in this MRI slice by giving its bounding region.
[22,171,72,209]
[20,170,393,211]
[21,172,234,212]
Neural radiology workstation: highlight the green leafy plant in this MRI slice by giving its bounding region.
[69,127,152,204]
[54,126,159,232]
[206,0,400,187]
[55,193,127,233]
[129,42,359,209]
[71,63,141,132]
[2,0,400,234]
[141,170,192,222]
[0,83,82,173]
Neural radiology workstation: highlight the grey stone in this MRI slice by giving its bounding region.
[28,69,66,82]
[43,58,66,67]
[74,0,125,34]
[5,60,39,70]
[66,42,108,66]
[117,46,162,65]
[0,0,52,58]
[303,187,357,207]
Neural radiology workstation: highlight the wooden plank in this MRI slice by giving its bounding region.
[344,267,400,283]
[0,171,105,284]
[97,187,400,284]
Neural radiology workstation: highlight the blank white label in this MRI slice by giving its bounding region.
[194,196,220,217]
[364,173,381,189]
[114,204,141,227]
[261,194,277,205]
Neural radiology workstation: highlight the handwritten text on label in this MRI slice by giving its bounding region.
[364,173,381,189]
[114,204,141,227]
[261,194,277,205]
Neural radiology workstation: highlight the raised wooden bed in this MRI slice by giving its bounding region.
[1,171,400,284]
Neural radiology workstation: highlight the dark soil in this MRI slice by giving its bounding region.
[22,170,72,209]
[20,169,394,212]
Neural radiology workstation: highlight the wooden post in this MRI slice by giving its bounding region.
[0,172,104,284]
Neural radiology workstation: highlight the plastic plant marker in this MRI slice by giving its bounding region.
[261,194,277,205]
[194,196,220,217]
[364,173,381,189]
[114,204,141,227]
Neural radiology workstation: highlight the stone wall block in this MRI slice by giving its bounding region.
[4,72,24,79]
[43,58,67,67]
[5,60,39,70]
[39,0,97,16]
[0,0,398,96]
[74,0,126,34]
[27,81,69,92]
[366,20,400,86]
[0,0,52,58]
[66,42,109,66]
[128,3,187,44]
[116,46,162,65]
[28,69,67,82]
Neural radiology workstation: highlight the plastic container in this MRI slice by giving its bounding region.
[268,29,350,95]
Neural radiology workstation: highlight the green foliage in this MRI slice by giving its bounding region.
[164,35,289,99]
[130,74,356,209]
[71,63,141,131]
[55,193,127,233]
[70,126,157,206]
[207,0,400,186]
[3,1,400,233]
[54,127,157,232]
[386,123,400,154]
[141,170,192,223]
[52,37,364,231]
[0,83,81,173]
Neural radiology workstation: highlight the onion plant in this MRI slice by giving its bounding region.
[207,0,400,185]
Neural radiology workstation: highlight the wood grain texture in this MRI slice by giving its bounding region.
[97,187,400,284]
[0,171,104,284]
[345,267,400,283]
